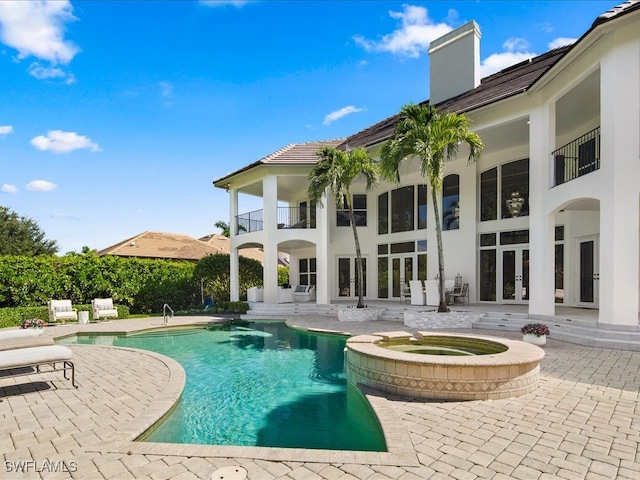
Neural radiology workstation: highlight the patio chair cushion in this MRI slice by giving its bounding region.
[0,345,73,370]
[0,329,43,341]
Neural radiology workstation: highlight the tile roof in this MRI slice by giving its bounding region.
[339,45,571,150]
[213,139,343,186]
[340,0,640,150]
[97,231,243,262]
[593,0,640,26]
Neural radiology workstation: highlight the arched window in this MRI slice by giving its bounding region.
[442,174,460,230]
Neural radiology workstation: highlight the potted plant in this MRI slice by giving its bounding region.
[20,318,45,329]
[521,323,549,345]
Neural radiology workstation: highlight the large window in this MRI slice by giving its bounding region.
[480,168,497,221]
[391,186,414,232]
[417,185,427,229]
[501,159,529,219]
[442,174,460,230]
[378,192,388,234]
[480,159,529,221]
[337,194,367,227]
[378,185,427,234]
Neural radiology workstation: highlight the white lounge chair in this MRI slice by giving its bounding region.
[0,328,43,342]
[293,285,316,302]
[48,299,78,323]
[0,346,77,388]
[91,298,118,321]
[0,330,77,387]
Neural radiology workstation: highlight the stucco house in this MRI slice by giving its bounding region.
[213,0,640,329]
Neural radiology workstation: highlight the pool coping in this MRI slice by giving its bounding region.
[63,319,421,466]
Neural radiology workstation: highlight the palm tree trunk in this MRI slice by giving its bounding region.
[348,202,365,308]
[431,188,448,312]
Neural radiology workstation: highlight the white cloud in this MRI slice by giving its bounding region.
[0,1,79,64]
[503,37,530,52]
[353,5,453,58]
[1,184,18,193]
[30,130,101,153]
[199,1,249,7]
[323,106,364,126]
[159,81,174,99]
[549,37,577,49]
[480,37,536,77]
[28,62,75,84]
[537,22,554,34]
[0,125,14,136]
[26,180,57,192]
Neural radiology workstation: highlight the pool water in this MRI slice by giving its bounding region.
[62,321,386,451]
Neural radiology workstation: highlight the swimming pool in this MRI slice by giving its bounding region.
[61,321,386,451]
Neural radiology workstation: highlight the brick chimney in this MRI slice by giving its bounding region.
[428,21,481,105]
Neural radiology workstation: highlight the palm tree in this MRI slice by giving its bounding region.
[380,103,483,312]
[215,220,230,237]
[308,146,378,308]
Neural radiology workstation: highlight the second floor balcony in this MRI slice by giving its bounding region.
[236,206,316,235]
[552,126,600,187]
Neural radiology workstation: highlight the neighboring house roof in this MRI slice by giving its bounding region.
[97,232,228,260]
[213,139,343,186]
[97,231,286,266]
[97,231,226,261]
[340,0,640,150]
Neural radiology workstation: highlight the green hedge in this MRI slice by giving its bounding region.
[0,252,262,320]
[0,304,131,329]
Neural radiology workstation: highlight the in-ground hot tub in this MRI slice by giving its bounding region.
[345,331,545,401]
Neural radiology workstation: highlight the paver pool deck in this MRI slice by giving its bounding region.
[1,314,639,479]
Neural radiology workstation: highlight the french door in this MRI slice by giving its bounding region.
[391,256,413,299]
[338,257,367,298]
[577,236,599,307]
[500,247,529,303]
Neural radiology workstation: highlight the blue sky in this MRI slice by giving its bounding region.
[0,0,619,254]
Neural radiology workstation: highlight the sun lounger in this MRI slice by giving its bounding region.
[0,328,44,342]
[0,335,53,352]
[0,329,77,388]
[0,346,77,388]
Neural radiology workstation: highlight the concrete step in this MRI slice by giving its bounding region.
[474,313,640,350]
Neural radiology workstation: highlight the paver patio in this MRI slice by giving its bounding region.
[1,315,638,479]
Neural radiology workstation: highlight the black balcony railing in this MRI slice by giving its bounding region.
[277,206,316,229]
[236,209,263,234]
[552,126,600,187]
[234,206,316,235]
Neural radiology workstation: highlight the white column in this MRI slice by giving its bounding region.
[528,101,556,316]
[597,36,640,327]
[229,187,240,301]
[262,175,280,304]
[315,190,330,304]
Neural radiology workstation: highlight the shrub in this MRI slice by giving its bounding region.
[0,303,130,329]
[193,254,262,302]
